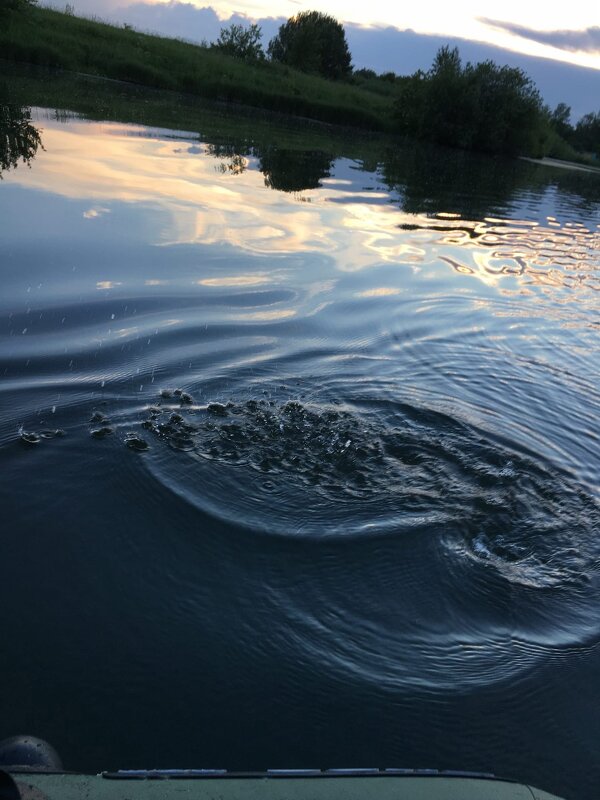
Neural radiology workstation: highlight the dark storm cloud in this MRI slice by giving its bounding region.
[481,18,600,54]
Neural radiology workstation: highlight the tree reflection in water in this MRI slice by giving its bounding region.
[206,141,334,193]
[205,142,252,176]
[259,147,333,192]
[0,102,43,178]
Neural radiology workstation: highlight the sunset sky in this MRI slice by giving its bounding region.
[209,0,600,69]
[55,0,600,71]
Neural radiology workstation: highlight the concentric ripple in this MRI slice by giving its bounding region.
[103,383,600,594]
[90,381,600,692]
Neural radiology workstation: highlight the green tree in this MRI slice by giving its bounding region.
[424,46,472,149]
[267,11,352,80]
[550,102,573,141]
[354,68,376,80]
[211,23,264,61]
[394,46,548,157]
[464,60,546,155]
[394,70,428,138]
[573,111,600,157]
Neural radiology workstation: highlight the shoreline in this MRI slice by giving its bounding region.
[520,156,600,175]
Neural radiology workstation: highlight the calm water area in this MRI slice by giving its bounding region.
[1,67,599,799]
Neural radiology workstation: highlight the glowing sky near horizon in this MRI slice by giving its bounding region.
[179,0,600,69]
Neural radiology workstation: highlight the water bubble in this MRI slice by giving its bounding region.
[90,426,114,439]
[207,403,228,417]
[19,429,41,445]
[40,429,65,439]
[124,433,149,452]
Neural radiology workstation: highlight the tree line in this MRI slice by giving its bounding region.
[549,103,600,159]
[212,12,598,160]
[212,11,351,80]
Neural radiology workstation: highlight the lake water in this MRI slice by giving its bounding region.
[1,78,599,800]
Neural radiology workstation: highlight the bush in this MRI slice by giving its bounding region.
[0,0,36,13]
[573,111,600,157]
[394,46,548,156]
[0,39,68,67]
[354,68,376,80]
[211,23,264,61]
[107,59,175,90]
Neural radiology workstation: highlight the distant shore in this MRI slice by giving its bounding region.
[521,156,600,175]
[2,5,597,164]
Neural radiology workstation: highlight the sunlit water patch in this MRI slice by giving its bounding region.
[400,211,600,300]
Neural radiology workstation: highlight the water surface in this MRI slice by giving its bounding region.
[1,81,599,799]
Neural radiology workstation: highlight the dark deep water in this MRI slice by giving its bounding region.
[1,84,599,800]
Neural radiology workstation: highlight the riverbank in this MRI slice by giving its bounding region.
[521,156,600,174]
[2,60,397,167]
[0,5,391,131]
[3,5,596,163]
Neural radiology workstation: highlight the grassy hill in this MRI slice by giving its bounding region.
[0,5,392,130]
[2,4,594,163]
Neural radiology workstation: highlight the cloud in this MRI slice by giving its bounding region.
[344,23,599,119]
[44,0,285,42]
[83,205,111,218]
[46,0,124,15]
[115,1,285,45]
[481,19,600,54]
[116,2,223,42]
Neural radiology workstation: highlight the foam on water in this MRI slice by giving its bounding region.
[13,380,594,693]
[84,383,600,599]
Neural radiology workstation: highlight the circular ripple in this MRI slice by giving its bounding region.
[10,381,600,695]
[116,383,600,593]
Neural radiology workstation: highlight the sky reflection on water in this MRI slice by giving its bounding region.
[1,103,600,800]
[4,113,598,296]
